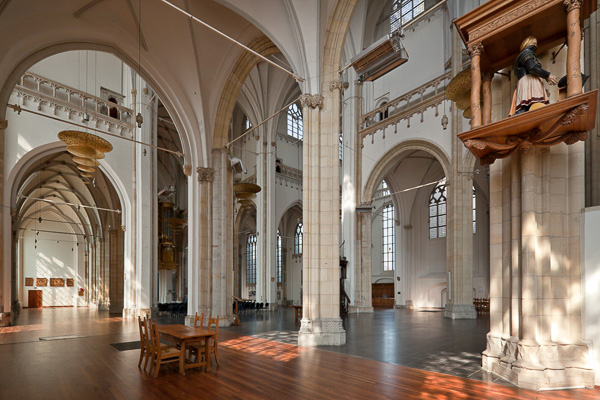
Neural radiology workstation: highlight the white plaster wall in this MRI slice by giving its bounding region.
[583,206,600,386]
[20,221,81,307]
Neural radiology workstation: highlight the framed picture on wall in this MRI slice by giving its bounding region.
[66,278,74,287]
[25,278,34,286]
[50,278,65,287]
[36,278,47,287]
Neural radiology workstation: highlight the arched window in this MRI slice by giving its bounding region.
[294,222,303,255]
[391,0,425,29]
[287,103,303,140]
[429,181,447,239]
[473,186,477,234]
[246,234,257,285]
[382,202,395,271]
[276,230,282,284]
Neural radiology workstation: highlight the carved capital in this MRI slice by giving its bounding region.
[468,42,484,57]
[10,208,17,217]
[121,225,126,232]
[329,80,343,92]
[482,72,495,82]
[0,118,7,130]
[563,0,583,13]
[183,164,192,176]
[197,167,215,182]
[300,94,324,109]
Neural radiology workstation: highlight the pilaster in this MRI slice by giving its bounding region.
[196,166,214,319]
[351,205,374,313]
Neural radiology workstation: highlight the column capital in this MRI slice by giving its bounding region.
[563,0,582,13]
[300,94,324,109]
[183,165,192,176]
[468,42,484,57]
[197,166,214,182]
[482,72,495,82]
[329,80,343,92]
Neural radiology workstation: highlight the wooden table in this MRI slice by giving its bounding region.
[158,324,216,376]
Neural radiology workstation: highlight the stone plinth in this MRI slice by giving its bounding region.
[483,333,595,390]
[298,318,346,346]
[0,312,11,327]
[444,303,477,319]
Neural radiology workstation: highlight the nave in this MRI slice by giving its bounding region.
[1,308,598,399]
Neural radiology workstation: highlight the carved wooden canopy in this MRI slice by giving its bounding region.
[454,0,596,73]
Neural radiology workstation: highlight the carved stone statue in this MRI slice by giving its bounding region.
[510,36,557,116]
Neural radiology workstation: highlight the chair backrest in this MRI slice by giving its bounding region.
[150,321,162,357]
[208,315,219,334]
[138,316,145,344]
[142,318,153,353]
[194,312,204,328]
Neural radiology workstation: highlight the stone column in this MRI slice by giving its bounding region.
[351,205,373,313]
[0,118,6,324]
[195,167,214,320]
[468,42,484,128]
[482,145,594,390]
[297,85,346,346]
[482,72,494,125]
[445,28,477,320]
[211,149,234,324]
[565,0,583,98]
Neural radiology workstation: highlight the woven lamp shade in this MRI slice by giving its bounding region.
[58,130,113,153]
[73,157,100,167]
[77,165,95,173]
[66,145,106,159]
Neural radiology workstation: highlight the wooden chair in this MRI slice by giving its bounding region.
[194,312,204,328]
[150,321,182,377]
[140,317,169,371]
[137,316,147,368]
[189,315,220,367]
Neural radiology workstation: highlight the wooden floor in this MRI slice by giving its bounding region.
[1,309,598,400]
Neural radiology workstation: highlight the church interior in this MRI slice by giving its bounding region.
[1,0,600,398]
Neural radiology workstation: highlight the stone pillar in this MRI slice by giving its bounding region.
[468,42,483,128]
[565,0,583,98]
[584,0,600,206]
[195,167,214,320]
[297,85,346,346]
[211,149,234,324]
[482,72,493,125]
[0,118,9,325]
[445,28,477,320]
[482,145,594,390]
[351,205,373,313]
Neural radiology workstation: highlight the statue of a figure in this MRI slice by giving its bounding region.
[510,36,557,116]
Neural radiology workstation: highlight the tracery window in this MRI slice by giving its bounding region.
[294,222,303,255]
[382,202,396,272]
[287,103,303,140]
[243,116,252,131]
[429,181,447,239]
[276,230,282,284]
[391,0,425,29]
[246,234,257,285]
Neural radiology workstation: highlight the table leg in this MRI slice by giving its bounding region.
[180,340,186,376]
[205,335,212,372]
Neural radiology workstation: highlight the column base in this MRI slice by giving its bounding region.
[122,307,152,319]
[0,312,11,327]
[482,332,595,390]
[444,303,477,319]
[298,318,346,346]
[348,305,374,313]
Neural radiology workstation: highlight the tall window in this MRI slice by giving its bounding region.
[276,230,282,284]
[287,103,303,140]
[246,234,257,285]
[243,116,252,131]
[294,222,303,255]
[429,181,447,239]
[391,0,425,29]
[382,202,395,271]
[473,186,477,234]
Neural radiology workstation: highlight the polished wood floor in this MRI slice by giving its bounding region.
[1,308,598,399]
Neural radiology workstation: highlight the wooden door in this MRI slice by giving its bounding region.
[28,290,42,308]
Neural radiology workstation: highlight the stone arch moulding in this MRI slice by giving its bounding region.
[2,142,131,313]
[276,200,303,232]
[213,35,281,149]
[363,139,451,204]
[0,41,200,169]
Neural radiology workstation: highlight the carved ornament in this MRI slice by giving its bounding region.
[183,164,192,176]
[0,119,7,130]
[468,42,484,57]
[469,0,550,42]
[300,94,324,109]
[563,0,583,13]
[329,80,343,92]
[197,167,215,182]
